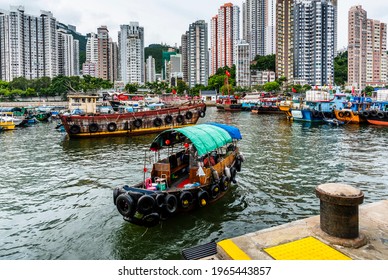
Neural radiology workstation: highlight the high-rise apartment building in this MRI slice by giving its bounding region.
[83,32,98,77]
[348,5,367,89]
[183,20,209,88]
[276,0,294,82]
[109,40,119,83]
[348,5,387,89]
[210,3,240,75]
[97,25,110,80]
[118,22,144,85]
[145,55,156,83]
[58,28,79,77]
[0,6,60,81]
[0,6,80,82]
[294,0,337,86]
[242,0,268,60]
[236,40,250,87]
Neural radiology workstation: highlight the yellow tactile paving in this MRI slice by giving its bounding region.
[217,239,252,260]
[263,236,352,260]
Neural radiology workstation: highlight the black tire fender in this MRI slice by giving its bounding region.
[133,118,142,128]
[198,190,209,207]
[180,191,193,208]
[210,184,220,199]
[141,213,160,227]
[185,111,193,120]
[116,193,135,217]
[69,124,81,134]
[153,117,163,127]
[164,115,173,124]
[176,114,184,123]
[137,195,155,215]
[89,123,99,133]
[107,122,117,132]
[164,194,178,214]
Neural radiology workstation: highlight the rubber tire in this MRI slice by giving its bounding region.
[164,194,178,214]
[137,195,155,215]
[176,115,184,124]
[107,122,117,132]
[116,193,135,217]
[133,118,142,128]
[69,124,81,134]
[89,123,99,133]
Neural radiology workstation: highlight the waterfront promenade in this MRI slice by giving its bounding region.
[192,191,387,260]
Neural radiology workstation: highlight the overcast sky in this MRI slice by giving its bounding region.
[1,0,388,50]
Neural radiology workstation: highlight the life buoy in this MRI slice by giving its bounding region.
[153,117,163,127]
[377,111,385,119]
[137,195,155,215]
[176,114,184,123]
[89,123,99,133]
[69,124,81,134]
[164,115,173,124]
[197,190,209,207]
[210,184,220,199]
[338,111,344,118]
[164,194,178,214]
[345,111,351,117]
[133,118,142,128]
[185,111,193,120]
[155,193,165,208]
[141,212,160,227]
[199,110,206,118]
[116,193,135,217]
[107,122,117,132]
[180,191,193,209]
[219,175,231,192]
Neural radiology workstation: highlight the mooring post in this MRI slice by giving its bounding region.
[315,183,364,239]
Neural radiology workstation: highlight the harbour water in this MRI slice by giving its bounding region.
[0,106,387,260]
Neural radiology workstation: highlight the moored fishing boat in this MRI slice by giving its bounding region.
[251,96,283,114]
[60,100,206,138]
[112,122,243,227]
[361,109,388,126]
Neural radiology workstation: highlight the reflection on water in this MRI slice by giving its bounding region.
[0,107,387,260]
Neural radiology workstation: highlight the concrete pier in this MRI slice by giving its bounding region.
[193,199,388,260]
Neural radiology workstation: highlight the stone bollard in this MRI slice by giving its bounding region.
[315,183,364,239]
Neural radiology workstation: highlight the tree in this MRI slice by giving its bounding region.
[251,54,275,72]
[263,81,280,92]
[176,80,189,94]
[334,51,347,86]
[125,83,138,93]
[364,85,374,96]
[8,77,29,90]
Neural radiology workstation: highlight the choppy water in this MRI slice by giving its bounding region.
[0,107,387,260]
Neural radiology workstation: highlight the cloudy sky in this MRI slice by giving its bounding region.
[1,0,388,50]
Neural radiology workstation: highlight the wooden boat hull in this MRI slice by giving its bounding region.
[0,121,16,130]
[251,106,283,114]
[60,102,206,138]
[113,123,243,227]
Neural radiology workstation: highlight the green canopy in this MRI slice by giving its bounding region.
[150,123,235,156]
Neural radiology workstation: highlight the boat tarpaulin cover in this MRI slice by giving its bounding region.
[150,123,241,156]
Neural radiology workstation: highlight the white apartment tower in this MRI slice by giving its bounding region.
[83,32,98,77]
[242,0,268,60]
[146,55,156,83]
[118,22,144,85]
[58,28,79,77]
[293,0,337,86]
[185,20,209,88]
[236,40,251,87]
[210,3,240,75]
[0,6,59,81]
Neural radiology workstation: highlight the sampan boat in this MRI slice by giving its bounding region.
[112,122,243,227]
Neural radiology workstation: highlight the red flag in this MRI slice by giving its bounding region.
[172,89,177,94]
[292,87,297,93]
[225,70,231,77]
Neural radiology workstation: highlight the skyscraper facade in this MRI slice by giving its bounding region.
[83,32,98,77]
[58,28,79,77]
[276,0,294,82]
[236,40,250,87]
[97,25,110,80]
[210,3,240,75]
[243,0,268,60]
[185,20,209,88]
[118,22,144,85]
[293,0,337,86]
[0,6,60,81]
